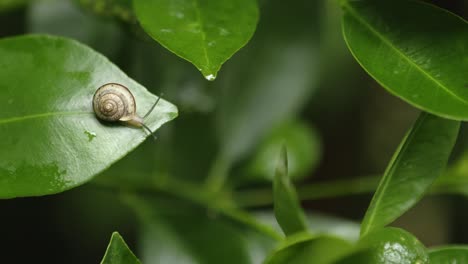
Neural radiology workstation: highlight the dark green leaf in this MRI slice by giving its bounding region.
[133,0,259,80]
[342,0,468,120]
[0,35,178,198]
[263,233,353,264]
[354,227,429,264]
[245,120,321,183]
[273,146,308,236]
[101,232,141,264]
[429,246,468,264]
[361,113,459,236]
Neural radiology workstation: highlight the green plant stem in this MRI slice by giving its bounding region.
[204,155,231,192]
[235,173,468,208]
[235,176,381,208]
[92,176,283,241]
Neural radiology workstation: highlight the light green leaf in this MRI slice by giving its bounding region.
[361,113,459,236]
[245,120,321,183]
[429,246,468,264]
[263,233,353,264]
[101,232,141,264]
[0,35,178,198]
[273,146,308,236]
[133,0,259,80]
[342,0,468,120]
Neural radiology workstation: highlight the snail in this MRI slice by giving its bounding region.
[93,83,160,139]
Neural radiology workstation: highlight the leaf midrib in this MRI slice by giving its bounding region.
[344,2,468,106]
[191,0,211,71]
[0,111,92,125]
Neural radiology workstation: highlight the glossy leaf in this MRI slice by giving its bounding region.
[429,246,468,264]
[0,35,178,198]
[263,233,353,264]
[342,0,468,120]
[355,227,429,264]
[361,113,459,236]
[245,120,321,183]
[126,195,276,264]
[133,0,259,80]
[101,232,141,264]
[273,146,308,236]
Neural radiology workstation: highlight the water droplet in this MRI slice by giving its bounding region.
[160,28,173,33]
[84,130,97,142]
[219,28,230,36]
[174,12,184,19]
[205,74,216,81]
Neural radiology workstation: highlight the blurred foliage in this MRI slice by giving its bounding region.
[1,0,468,263]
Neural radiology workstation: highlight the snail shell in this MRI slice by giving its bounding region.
[93,83,143,127]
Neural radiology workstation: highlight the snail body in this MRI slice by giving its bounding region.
[93,83,144,127]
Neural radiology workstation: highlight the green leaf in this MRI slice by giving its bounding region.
[429,246,468,264]
[245,120,321,183]
[353,227,429,264]
[126,195,276,264]
[273,146,308,236]
[342,0,468,120]
[133,0,259,80]
[101,232,141,264]
[263,233,353,264]
[360,113,459,236]
[0,35,178,198]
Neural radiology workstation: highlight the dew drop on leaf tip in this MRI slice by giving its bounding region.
[205,74,216,81]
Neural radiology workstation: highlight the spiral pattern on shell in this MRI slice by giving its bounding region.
[93,83,137,122]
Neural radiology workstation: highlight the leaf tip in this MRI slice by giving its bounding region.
[276,144,288,179]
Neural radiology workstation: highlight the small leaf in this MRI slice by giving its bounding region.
[245,120,321,183]
[101,232,141,264]
[0,35,178,198]
[429,246,468,264]
[361,113,459,236]
[263,233,353,264]
[133,0,259,80]
[342,0,468,120]
[273,146,308,236]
